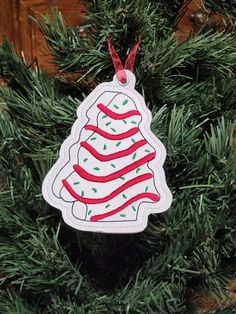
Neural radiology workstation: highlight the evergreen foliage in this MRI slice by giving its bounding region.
[0,0,236,313]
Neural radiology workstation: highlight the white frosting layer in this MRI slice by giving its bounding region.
[58,92,159,221]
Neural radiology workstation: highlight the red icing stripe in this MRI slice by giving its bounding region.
[62,173,153,204]
[90,193,160,222]
[97,103,140,120]
[73,152,155,182]
[85,125,139,140]
[80,139,147,161]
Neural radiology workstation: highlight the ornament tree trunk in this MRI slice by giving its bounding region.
[0,1,236,313]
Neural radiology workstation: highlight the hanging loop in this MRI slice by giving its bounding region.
[107,34,141,84]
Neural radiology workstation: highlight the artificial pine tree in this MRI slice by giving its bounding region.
[0,1,236,313]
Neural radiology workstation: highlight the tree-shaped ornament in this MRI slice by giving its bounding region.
[42,37,172,233]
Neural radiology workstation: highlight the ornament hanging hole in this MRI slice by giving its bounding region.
[113,70,135,89]
[118,77,129,86]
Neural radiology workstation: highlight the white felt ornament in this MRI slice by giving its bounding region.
[42,39,172,233]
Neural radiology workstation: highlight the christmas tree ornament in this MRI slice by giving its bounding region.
[42,36,172,233]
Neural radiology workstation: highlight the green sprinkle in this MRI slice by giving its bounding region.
[73,181,80,185]
[122,99,128,105]
[105,204,110,208]
[83,158,88,162]
[114,104,119,109]
[110,128,116,133]
[145,149,150,153]
[131,121,137,124]
[131,138,136,143]
[81,190,84,197]
[106,121,111,126]
[132,205,136,212]
[91,137,96,140]
[120,214,126,217]
[103,144,107,150]
[111,164,116,168]
[136,168,141,174]
[102,115,107,119]
[145,186,148,192]
[132,153,137,160]
[120,176,125,180]
[94,167,100,171]
[88,210,92,215]
[122,120,127,124]
[92,188,97,193]
[116,141,121,147]
[122,194,127,199]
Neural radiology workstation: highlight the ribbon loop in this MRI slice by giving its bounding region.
[107,34,141,84]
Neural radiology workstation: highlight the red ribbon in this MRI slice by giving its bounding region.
[107,34,141,84]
